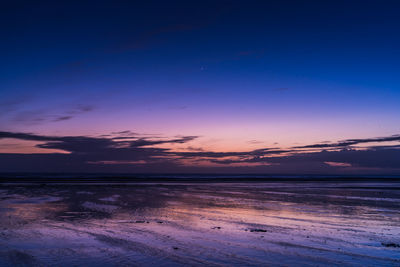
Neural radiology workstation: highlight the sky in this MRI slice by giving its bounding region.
[1,0,400,174]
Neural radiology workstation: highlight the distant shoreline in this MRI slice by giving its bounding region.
[0,173,399,184]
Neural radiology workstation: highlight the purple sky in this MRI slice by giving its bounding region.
[1,1,400,174]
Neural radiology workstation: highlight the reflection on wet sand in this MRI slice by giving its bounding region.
[1,182,400,266]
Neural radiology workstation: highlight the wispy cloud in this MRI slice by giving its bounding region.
[0,96,32,117]
[53,116,73,122]
[11,104,95,125]
[247,140,264,144]
[294,135,400,149]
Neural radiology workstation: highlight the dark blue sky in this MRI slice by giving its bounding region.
[1,1,399,174]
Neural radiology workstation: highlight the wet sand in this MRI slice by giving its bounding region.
[0,181,400,266]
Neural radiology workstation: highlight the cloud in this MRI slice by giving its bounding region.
[11,104,95,125]
[207,147,400,170]
[0,96,32,117]
[247,140,264,144]
[186,146,205,152]
[0,131,198,172]
[173,148,288,160]
[129,136,198,147]
[13,110,47,124]
[168,105,188,110]
[112,130,138,136]
[73,105,94,113]
[0,131,198,157]
[0,131,399,174]
[53,116,73,122]
[325,162,352,167]
[294,135,400,149]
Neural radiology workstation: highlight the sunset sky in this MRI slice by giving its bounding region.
[1,1,400,174]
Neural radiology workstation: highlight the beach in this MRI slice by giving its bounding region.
[1,181,400,266]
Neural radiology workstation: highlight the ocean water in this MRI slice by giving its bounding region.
[0,178,400,266]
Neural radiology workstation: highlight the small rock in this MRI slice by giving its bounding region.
[382,242,400,248]
[250,229,267,233]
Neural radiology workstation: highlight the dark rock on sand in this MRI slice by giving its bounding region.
[382,242,400,248]
[250,229,267,232]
